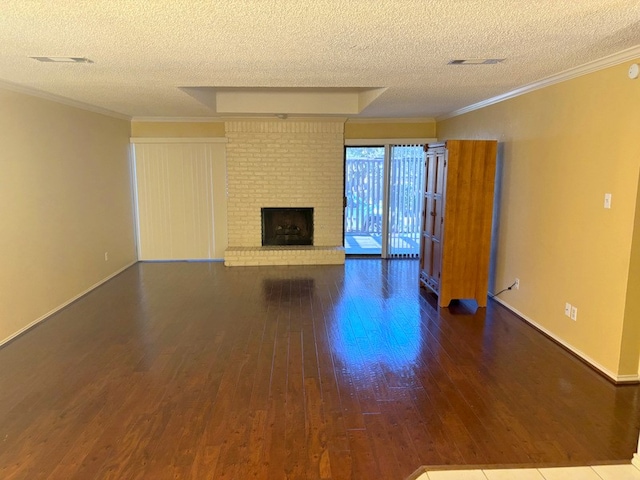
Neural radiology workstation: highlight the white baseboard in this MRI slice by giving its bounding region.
[491,297,640,384]
[0,262,137,348]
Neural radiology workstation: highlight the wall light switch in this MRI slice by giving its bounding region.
[564,303,572,317]
[604,193,612,209]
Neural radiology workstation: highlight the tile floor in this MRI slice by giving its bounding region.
[416,463,640,480]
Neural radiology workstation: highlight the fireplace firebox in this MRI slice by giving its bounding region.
[261,208,313,246]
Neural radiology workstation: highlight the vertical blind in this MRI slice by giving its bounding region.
[133,142,227,260]
[387,145,425,258]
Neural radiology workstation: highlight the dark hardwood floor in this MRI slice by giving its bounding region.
[0,260,639,479]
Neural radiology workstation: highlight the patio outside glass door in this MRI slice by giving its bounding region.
[344,145,425,258]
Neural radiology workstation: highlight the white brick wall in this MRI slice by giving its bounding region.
[224,120,345,266]
[224,246,344,266]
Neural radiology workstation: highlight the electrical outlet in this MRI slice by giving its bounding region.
[570,306,577,321]
[514,278,520,290]
[565,303,572,317]
[104,252,109,261]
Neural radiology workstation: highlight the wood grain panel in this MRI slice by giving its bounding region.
[420,140,497,307]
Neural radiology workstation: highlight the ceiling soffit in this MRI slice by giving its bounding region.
[179,87,388,115]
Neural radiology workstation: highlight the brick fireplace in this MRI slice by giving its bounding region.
[261,207,314,246]
[224,120,345,266]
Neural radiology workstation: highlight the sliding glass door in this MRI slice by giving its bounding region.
[344,146,385,255]
[344,144,425,258]
[387,145,425,257]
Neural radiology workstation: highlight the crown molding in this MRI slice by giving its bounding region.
[439,45,640,121]
[0,78,130,121]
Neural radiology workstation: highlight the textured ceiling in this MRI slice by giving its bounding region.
[1,0,640,119]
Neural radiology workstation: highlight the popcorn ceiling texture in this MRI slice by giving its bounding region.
[224,120,345,266]
[1,1,639,118]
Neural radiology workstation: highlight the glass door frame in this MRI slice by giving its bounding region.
[343,138,436,258]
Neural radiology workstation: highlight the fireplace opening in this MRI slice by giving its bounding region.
[262,208,313,246]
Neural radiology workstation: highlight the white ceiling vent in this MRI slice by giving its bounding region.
[30,56,93,63]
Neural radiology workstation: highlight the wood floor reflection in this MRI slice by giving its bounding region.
[0,260,638,479]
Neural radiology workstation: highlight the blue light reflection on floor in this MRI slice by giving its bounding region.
[329,260,422,376]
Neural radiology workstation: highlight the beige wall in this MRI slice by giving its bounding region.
[0,88,136,343]
[438,60,640,378]
[131,121,225,138]
[345,120,436,139]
